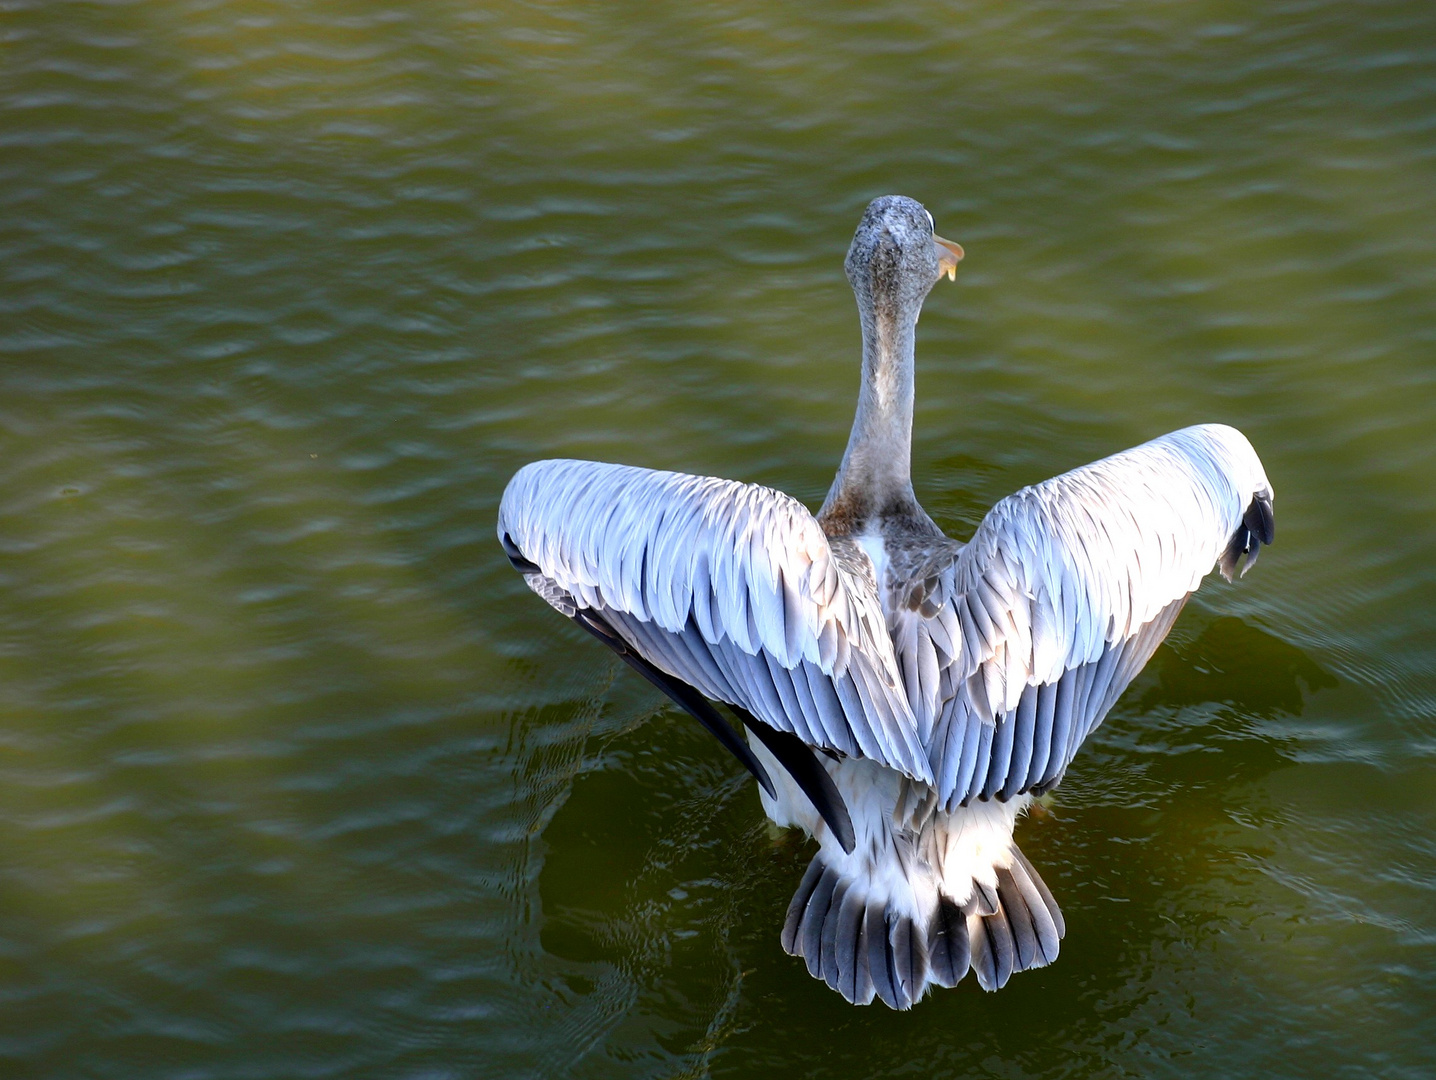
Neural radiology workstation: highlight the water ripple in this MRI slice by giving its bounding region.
[1,0,1434,1075]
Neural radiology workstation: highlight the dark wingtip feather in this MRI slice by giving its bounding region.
[739,715,856,853]
[1225,493,1276,581]
[1030,773,1063,797]
[573,611,779,799]
[500,532,542,574]
[1245,493,1275,546]
[1240,537,1261,576]
[1219,524,1247,582]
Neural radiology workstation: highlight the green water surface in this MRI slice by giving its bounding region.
[1,1,1434,1077]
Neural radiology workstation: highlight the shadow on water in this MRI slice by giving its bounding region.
[1138,615,1339,720]
[524,615,1345,1078]
[1059,613,1343,822]
[1073,614,1343,801]
[532,710,765,1077]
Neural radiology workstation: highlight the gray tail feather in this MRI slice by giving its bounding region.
[781,843,1064,1007]
[968,846,1065,991]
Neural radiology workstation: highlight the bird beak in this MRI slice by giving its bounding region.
[933,235,964,282]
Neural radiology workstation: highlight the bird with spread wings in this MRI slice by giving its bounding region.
[499,196,1274,1009]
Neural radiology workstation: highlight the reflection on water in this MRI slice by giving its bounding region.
[2,0,1435,1076]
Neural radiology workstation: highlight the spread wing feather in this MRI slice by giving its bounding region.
[888,425,1274,810]
[498,459,932,784]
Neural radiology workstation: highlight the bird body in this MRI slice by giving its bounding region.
[498,196,1274,1008]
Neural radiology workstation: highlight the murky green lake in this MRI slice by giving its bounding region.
[2,0,1433,1076]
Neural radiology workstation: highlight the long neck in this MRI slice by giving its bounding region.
[819,297,920,533]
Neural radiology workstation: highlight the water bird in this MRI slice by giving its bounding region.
[498,195,1275,1008]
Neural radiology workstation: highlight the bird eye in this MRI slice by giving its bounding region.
[925,209,934,230]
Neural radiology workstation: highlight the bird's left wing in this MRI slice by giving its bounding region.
[888,425,1275,811]
[498,459,932,785]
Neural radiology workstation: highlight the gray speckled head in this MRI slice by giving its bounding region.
[844,195,956,319]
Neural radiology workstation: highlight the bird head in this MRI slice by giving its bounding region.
[844,195,963,318]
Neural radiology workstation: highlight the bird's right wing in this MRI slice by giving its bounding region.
[498,459,933,785]
[887,425,1274,810]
